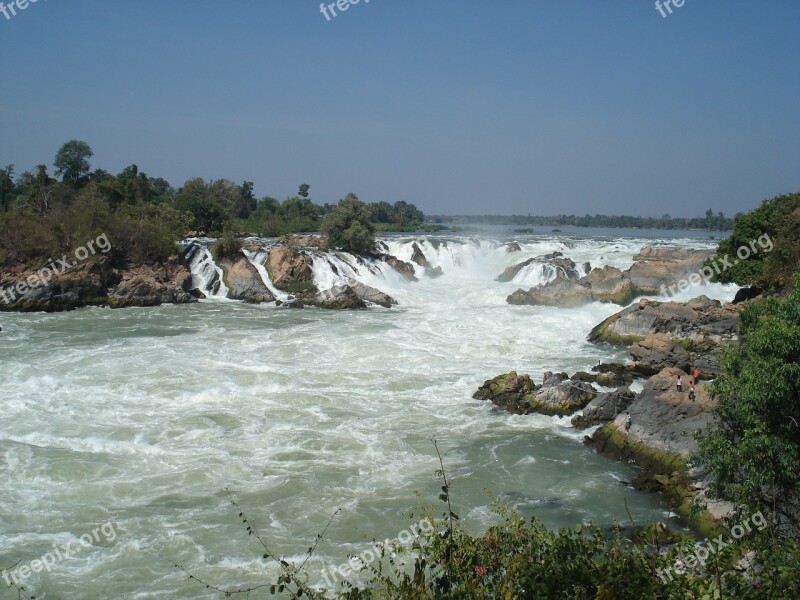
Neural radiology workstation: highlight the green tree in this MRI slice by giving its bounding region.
[54,139,93,186]
[173,178,237,233]
[321,193,375,255]
[706,193,800,289]
[298,183,310,199]
[0,164,13,212]
[696,276,800,532]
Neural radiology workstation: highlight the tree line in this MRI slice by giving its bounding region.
[0,140,425,266]
[432,211,735,230]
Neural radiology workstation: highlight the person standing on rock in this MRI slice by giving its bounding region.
[693,366,701,385]
[677,375,684,393]
[689,386,696,402]
[625,413,632,433]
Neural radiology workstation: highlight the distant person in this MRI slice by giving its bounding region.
[693,366,701,385]
[625,413,632,433]
[677,375,683,393]
[689,386,696,402]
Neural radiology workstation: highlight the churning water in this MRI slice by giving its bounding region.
[0,232,737,598]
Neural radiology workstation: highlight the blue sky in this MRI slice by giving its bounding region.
[1,0,798,217]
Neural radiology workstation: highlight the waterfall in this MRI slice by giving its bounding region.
[183,242,230,300]
[242,249,289,302]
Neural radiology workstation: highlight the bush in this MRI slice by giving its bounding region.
[322,194,376,255]
[211,230,243,262]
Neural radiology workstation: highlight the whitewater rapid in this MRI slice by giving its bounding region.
[0,232,737,598]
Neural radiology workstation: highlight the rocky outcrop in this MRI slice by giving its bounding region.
[505,242,521,253]
[1,256,195,311]
[345,278,397,308]
[571,387,636,429]
[410,243,429,268]
[266,246,318,295]
[497,252,580,284]
[279,234,324,248]
[507,246,714,307]
[589,367,733,526]
[588,296,739,348]
[474,371,596,417]
[307,284,367,310]
[409,243,443,278]
[218,255,274,303]
[507,266,635,306]
[109,260,195,307]
[380,255,418,281]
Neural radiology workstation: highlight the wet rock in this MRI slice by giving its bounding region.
[572,387,636,429]
[381,255,418,281]
[266,246,318,296]
[218,255,274,303]
[410,242,430,268]
[278,234,325,248]
[307,284,367,310]
[345,278,397,308]
[474,371,596,417]
[588,296,739,348]
[506,242,522,253]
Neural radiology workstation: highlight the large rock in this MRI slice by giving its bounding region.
[506,246,714,308]
[279,234,324,248]
[307,284,367,310]
[497,252,580,283]
[110,261,196,307]
[589,368,734,523]
[593,367,713,459]
[473,371,596,417]
[571,387,636,429]
[629,334,693,375]
[0,256,195,311]
[345,278,397,308]
[266,246,317,295]
[410,242,430,268]
[380,255,418,281]
[218,255,274,303]
[588,296,739,347]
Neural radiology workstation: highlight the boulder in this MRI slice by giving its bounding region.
[530,375,596,416]
[473,371,596,417]
[266,246,318,295]
[473,371,535,415]
[629,334,693,375]
[588,296,739,348]
[592,367,714,460]
[307,284,367,310]
[218,255,274,303]
[628,247,714,294]
[410,242,430,268]
[507,266,635,306]
[498,252,580,283]
[381,255,418,281]
[0,256,196,311]
[279,234,324,248]
[571,387,636,429]
[591,362,635,387]
[345,278,397,308]
[506,242,522,253]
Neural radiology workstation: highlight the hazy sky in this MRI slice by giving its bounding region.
[1,0,798,217]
